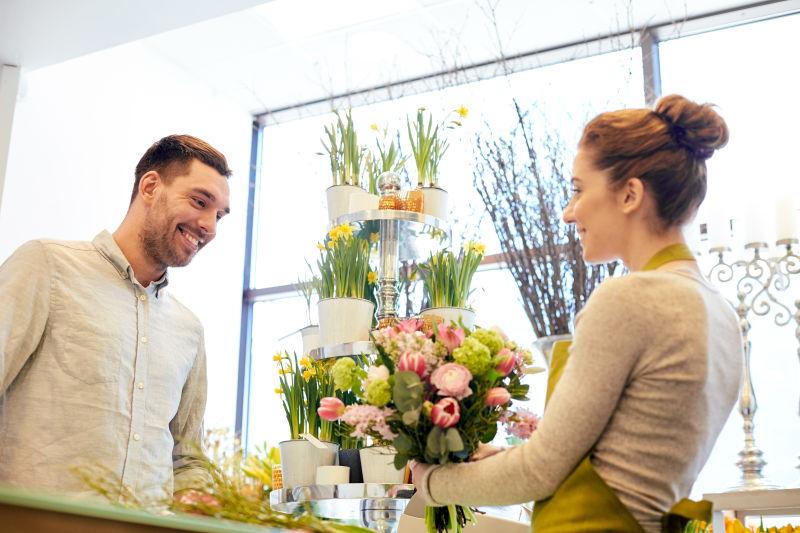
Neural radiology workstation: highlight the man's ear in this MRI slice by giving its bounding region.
[138,171,161,205]
[619,177,645,215]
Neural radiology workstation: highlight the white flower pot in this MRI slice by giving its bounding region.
[318,297,375,346]
[348,190,380,213]
[420,307,476,330]
[359,446,405,484]
[326,184,363,223]
[299,325,321,354]
[279,439,339,489]
[422,186,448,221]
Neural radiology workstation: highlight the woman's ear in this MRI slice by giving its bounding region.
[619,177,645,215]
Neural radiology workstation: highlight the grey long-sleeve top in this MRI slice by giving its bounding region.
[0,231,209,501]
[416,264,743,532]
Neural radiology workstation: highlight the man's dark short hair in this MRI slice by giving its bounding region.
[131,135,232,204]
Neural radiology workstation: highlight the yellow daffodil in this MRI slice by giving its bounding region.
[370,123,379,131]
[299,356,312,368]
[370,232,379,243]
[272,353,282,362]
[328,226,340,241]
[457,105,469,119]
[274,387,282,395]
[471,242,486,254]
[302,369,312,381]
[368,271,378,284]
[338,224,353,239]
[277,368,287,376]
[316,242,325,251]
[327,240,335,250]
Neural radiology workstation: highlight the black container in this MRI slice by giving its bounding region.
[337,448,363,483]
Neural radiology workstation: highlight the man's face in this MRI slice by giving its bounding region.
[141,159,230,269]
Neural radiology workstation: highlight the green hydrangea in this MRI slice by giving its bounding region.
[331,357,356,391]
[470,328,504,355]
[453,337,492,375]
[365,379,392,407]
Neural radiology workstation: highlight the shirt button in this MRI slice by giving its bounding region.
[133,433,141,441]
[140,336,148,343]
[137,382,144,390]
[139,294,147,301]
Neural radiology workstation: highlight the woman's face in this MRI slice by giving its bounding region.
[562,149,628,264]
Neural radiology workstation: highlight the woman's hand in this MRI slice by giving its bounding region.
[469,443,505,461]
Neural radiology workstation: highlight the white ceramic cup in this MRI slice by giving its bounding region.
[315,465,350,485]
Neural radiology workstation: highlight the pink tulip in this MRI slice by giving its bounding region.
[495,348,518,376]
[485,387,511,407]
[430,363,473,400]
[398,351,426,378]
[397,318,423,334]
[436,323,465,353]
[431,397,460,428]
[317,397,345,421]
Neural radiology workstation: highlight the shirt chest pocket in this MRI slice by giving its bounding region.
[54,314,126,385]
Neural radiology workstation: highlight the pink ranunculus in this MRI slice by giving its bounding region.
[485,387,511,407]
[317,397,345,421]
[436,323,465,353]
[398,351,427,378]
[397,318,423,334]
[495,348,518,376]
[431,397,460,428]
[430,363,473,400]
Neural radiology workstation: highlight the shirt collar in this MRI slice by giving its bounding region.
[92,230,170,297]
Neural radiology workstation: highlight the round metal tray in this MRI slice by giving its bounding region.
[270,483,415,533]
[308,341,378,360]
[335,209,447,230]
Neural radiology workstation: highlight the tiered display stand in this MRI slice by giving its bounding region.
[274,174,449,533]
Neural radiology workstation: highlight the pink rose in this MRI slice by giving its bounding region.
[317,397,345,421]
[430,363,472,400]
[431,397,460,428]
[398,351,426,378]
[436,323,465,353]
[485,387,511,407]
[495,348,518,376]
[397,318,423,334]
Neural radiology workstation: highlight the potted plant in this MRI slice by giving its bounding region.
[294,269,322,355]
[316,224,375,346]
[275,352,338,488]
[407,107,465,220]
[417,241,484,329]
[473,100,616,363]
[322,109,366,222]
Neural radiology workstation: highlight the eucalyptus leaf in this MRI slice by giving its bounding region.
[444,428,464,452]
[393,371,424,413]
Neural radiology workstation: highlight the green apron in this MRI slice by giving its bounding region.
[531,244,711,533]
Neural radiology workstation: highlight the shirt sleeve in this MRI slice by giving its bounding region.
[0,241,51,396]
[170,328,211,493]
[420,276,649,506]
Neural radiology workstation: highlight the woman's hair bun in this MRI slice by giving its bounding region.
[654,94,729,160]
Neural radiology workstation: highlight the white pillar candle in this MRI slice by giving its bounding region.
[705,199,731,249]
[742,198,771,246]
[315,465,350,485]
[775,191,798,241]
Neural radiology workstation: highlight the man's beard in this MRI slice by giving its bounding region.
[140,204,193,269]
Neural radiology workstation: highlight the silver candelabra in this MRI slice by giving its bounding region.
[706,238,800,489]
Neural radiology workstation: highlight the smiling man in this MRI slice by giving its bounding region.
[0,135,231,502]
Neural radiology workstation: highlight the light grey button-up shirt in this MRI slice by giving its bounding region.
[0,231,209,501]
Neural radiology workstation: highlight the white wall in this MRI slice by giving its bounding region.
[0,41,252,432]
